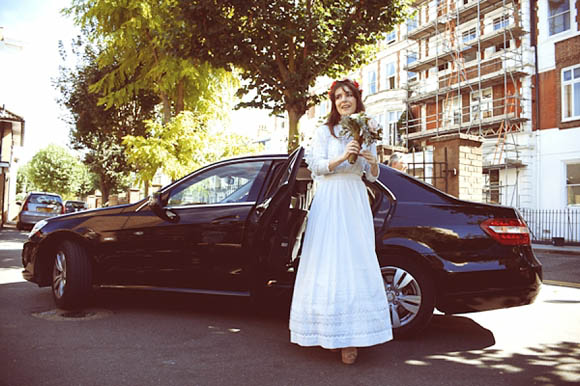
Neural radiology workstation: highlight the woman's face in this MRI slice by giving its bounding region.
[334,86,357,117]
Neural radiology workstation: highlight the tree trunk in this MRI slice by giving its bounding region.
[161,91,171,124]
[176,79,185,114]
[287,107,304,153]
[100,180,110,207]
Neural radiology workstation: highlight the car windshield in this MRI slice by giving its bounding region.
[29,195,61,205]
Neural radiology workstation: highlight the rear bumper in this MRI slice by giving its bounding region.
[436,266,543,314]
[19,212,55,226]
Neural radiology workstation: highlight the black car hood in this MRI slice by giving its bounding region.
[38,202,143,239]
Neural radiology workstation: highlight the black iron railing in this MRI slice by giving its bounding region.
[519,208,580,245]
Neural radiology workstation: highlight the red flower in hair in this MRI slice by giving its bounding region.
[328,79,363,97]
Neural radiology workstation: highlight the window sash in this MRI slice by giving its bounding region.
[548,1,570,35]
[548,0,570,16]
[493,16,509,31]
[368,71,377,94]
[567,162,580,205]
[562,65,580,119]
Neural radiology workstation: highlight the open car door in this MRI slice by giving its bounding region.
[250,147,305,277]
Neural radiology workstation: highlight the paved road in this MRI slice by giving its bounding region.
[535,251,580,287]
[1,229,579,386]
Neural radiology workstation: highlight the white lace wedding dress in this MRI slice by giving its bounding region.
[289,124,393,349]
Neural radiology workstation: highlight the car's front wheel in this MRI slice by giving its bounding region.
[51,240,93,310]
[380,257,435,338]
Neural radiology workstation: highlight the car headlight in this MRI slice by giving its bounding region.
[29,220,48,238]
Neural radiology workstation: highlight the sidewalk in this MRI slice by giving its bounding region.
[532,242,580,256]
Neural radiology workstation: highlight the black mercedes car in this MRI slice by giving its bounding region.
[21,148,542,337]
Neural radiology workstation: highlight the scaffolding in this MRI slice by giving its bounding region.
[402,0,530,204]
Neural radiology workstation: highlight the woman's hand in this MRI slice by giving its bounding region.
[360,149,379,177]
[329,140,360,171]
[342,140,361,162]
[359,150,378,165]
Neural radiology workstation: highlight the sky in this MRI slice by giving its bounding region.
[0,0,78,163]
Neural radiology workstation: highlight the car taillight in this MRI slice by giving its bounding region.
[22,202,28,211]
[60,204,65,214]
[480,218,530,246]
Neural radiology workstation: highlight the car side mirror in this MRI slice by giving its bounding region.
[148,192,179,223]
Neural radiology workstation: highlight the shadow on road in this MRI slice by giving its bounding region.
[3,281,579,386]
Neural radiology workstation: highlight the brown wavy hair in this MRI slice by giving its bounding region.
[325,79,365,137]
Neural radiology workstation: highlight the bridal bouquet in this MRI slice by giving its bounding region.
[339,113,383,164]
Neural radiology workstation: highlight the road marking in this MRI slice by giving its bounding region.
[544,279,580,289]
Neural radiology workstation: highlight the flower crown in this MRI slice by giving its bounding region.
[328,79,363,97]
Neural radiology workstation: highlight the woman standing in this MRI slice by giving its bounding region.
[289,79,392,364]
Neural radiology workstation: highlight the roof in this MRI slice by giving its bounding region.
[0,105,25,146]
[0,106,24,122]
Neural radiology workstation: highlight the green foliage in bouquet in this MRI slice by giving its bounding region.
[339,113,383,164]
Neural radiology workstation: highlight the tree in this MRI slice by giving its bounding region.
[180,0,410,151]
[65,0,238,124]
[55,37,159,203]
[124,111,263,188]
[24,145,94,199]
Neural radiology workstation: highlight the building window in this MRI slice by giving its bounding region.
[385,61,396,90]
[367,70,377,95]
[463,50,477,62]
[471,88,493,120]
[493,15,510,31]
[443,95,461,125]
[386,29,396,44]
[494,39,511,53]
[548,0,570,36]
[562,65,580,120]
[407,52,418,81]
[385,111,402,146]
[567,163,580,205]
[407,15,418,33]
[462,27,477,44]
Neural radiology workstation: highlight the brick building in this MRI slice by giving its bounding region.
[304,0,580,242]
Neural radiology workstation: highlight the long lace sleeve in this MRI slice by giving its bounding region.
[305,125,331,177]
[363,142,380,183]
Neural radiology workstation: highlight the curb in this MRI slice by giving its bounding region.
[532,245,580,256]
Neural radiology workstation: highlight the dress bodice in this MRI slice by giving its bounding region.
[305,124,379,183]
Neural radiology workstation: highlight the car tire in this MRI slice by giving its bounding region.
[379,256,435,339]
[16,221,23,231]
[51,240,93,310]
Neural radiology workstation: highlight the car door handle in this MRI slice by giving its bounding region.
[211,215,240,224]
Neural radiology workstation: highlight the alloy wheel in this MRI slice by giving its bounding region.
[52,251,67,299]
[381,266,422,328]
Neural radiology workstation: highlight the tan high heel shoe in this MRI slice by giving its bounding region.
[341,347,358,364]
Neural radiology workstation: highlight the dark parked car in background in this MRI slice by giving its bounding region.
[64,200,88,213]
[21,148,542,337]
[17,192,64,231]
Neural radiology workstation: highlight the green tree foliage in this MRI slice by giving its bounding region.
[180,0,410,151]
[65,0,238,124]
[23,145,93,200]
[55,37,159,203]
[124,111,263,187]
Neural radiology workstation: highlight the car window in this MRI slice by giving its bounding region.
[29,195,62,205]
[167,161,267,207]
